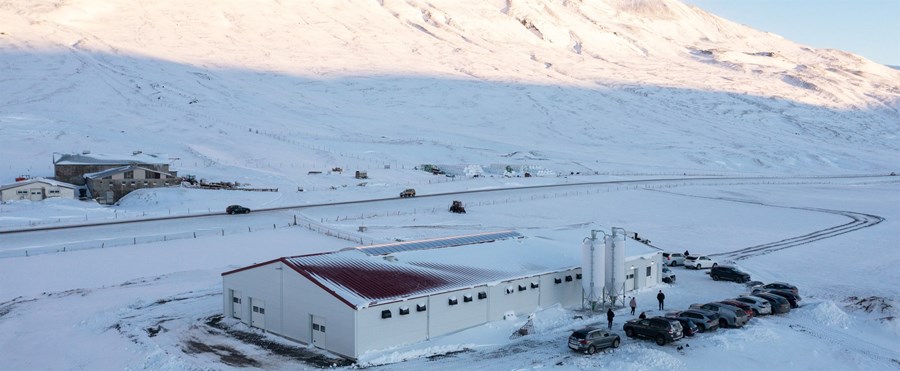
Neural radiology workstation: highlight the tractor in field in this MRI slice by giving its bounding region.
[449,200,466,213]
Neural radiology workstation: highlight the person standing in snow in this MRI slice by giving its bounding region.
[657,290,666,310]
[629,297,637,315]
[639,311,647,319]
[606,308,615,329]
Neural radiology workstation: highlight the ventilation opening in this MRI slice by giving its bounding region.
[449,297,458,305]
[506,286,515,294]
[531,282,539,289]
[417,304,427,312]
[463,294,473,302]
[576,273,583,279]
[381,310,392,319]
[554,278,562,284]
[518,284,527,291]
[399,307,410,315]
[565,275,573,282]
[478,291,487,299]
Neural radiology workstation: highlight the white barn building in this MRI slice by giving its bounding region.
[222,230,663,359]
[0,178,77,202]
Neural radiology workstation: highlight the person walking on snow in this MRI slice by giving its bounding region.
[606,308,615,329]
[629,297,637,315]
[657,290,666,310]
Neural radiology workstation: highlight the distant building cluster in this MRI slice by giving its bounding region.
[0,151,179,205]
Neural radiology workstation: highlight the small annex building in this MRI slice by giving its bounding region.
[0,178,77,202]
[222,230,665,360]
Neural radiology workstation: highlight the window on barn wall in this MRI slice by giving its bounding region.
[463,294,473,302]
[555,277,562,284]
[531,282,539,289]
[381,310,392,319]
[576,273,583,280]
[124,171,133,179]
[646,267,652,277]
[478,292,487,299]
[417,304,427,312]
[518,284,526,291]
[448,297,458,305]
[399,307,410,315]
[565,275,573,282]
[506,286,514,294]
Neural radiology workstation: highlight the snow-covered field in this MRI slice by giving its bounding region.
[1,0,899,369]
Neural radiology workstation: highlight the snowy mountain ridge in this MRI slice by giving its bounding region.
[1,0,898,184]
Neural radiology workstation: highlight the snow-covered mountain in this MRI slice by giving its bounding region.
[1,0,898,183]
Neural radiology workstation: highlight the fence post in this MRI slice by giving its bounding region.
[194,232,197,238]
[134,237,136,245]
[222,229,225,236]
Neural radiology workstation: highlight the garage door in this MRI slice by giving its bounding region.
[311,315,326,348]
[251,299,266,329]
[231,290,242,319]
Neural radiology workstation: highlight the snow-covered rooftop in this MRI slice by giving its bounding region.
[0,178,78,191]
[54,153,169,166]
[82,165,174,180]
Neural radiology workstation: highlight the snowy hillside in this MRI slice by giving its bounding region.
[1,0,898,185]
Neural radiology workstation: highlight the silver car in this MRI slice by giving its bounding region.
[734,295,773,315]
[690,302,749,328]
[663,252,686,266]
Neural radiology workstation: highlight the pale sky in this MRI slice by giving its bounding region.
[684,0,900,66]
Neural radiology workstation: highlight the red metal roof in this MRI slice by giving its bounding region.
[280,250,517,307]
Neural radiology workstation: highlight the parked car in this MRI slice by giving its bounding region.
[567,327,621,354]
[759,282,799,296]
[710,266,751,283]
[753,288,801,308]
[684,255,718,269]
[226,205,251,214]
[673,309,720,332]
[664,315,700,336]
[662,252,686,266]
[750,292,791,314]
[661,265,676,283]
[732,296,773,316]
[623,317,684,345]
[399,188,417,198]
[719,300,755,318]
[690,302,749,328]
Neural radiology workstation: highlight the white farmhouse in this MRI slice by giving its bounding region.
[0,178,77,202]
[222,230,664,360]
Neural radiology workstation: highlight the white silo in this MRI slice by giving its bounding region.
[581,231,606,303]
[605,227,627,300]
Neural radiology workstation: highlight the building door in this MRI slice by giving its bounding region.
[311,315,326,348]
[29,188,43,201]
[251,299,266,329]
[231,290,242,319]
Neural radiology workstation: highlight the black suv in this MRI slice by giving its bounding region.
[623,317,683,345]
[710,266,751,283]
[567,327,621,354]
[226,205,251,214]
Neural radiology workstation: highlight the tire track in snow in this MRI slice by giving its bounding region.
[647,189,884,260]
